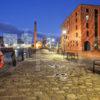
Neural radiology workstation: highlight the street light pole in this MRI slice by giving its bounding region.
[62,30,67,58]
[94,37,98,49]
[64,35,66,54]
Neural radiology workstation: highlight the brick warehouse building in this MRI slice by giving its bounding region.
[61,4,100,51]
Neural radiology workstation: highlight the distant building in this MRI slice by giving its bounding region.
[21,32,33,44]
[0,36,4,47]
[46,37,56,49]
[61,4,100,51]
[3,33,17,47]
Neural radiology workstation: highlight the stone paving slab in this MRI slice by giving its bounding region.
[0,50,100,100]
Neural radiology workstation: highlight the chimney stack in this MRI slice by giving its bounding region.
[34,21,37,48]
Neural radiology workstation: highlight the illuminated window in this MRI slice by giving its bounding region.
[76,41,78,46]
[67,43,69,47]
[76,33,78,37]
[86,15,89,21]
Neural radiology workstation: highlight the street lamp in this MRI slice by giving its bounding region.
[94,37,98,49]
[62,29,67,56]
[62,30,67,34]
[86,15,89,21]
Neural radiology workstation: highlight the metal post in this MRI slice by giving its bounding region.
[93,60,95,73]
[63,36,65,59]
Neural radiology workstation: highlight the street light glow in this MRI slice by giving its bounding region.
[86,15,89,21]
[52,38,55,42]
[62,30,66,35]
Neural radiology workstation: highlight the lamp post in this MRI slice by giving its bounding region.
[94,37,98,49]
[62,29,67,57]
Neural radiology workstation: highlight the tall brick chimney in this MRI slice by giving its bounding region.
[34,21,37,48]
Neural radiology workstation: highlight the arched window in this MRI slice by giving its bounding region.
[86,9,89,13]
[76,33,78,37]
[87,31,89,37]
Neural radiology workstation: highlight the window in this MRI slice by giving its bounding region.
[76,25,77,30]
[87,31,89,37]
[86,9,89,13]
[71,41,72,43]
[76,18,77,23]
[86,15,89,21]
[67,43,69,47]
[94,9,98,37]
[76,41,78,46]
[76,33,78,37]
[95,9,98,15]
[76,12,77,16]
[86,23,89,28]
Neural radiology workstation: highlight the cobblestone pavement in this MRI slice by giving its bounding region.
[0,49,100,100]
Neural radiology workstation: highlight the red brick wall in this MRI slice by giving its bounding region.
[61,4,100,51]
[98,8,100,49]
[61,5,82,51]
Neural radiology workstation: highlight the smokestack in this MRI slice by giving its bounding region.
[34,21,37,48]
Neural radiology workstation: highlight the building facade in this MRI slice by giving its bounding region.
[3,33,17,47]
[0,36,4,47]
[61,4,100,51]
[21,32,33,44]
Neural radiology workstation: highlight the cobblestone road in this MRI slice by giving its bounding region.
[0,49,100,100]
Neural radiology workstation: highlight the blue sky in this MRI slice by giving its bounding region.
[0,0,100,36]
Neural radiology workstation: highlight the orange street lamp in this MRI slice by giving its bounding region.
[62,29,67,56]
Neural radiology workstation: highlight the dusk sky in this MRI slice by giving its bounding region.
[0,0,100,36]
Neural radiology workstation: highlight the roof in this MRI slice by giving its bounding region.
[80,4,100,7]
[61,4,100,27]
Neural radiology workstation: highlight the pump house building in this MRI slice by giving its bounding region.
[61,4,100,51]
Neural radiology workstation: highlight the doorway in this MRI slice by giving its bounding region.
[84,41,91,51]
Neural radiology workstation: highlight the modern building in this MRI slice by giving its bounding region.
[46,37,55,48]
[21,32,33,44]
[3,33,17,47]
[61,4,100,51]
